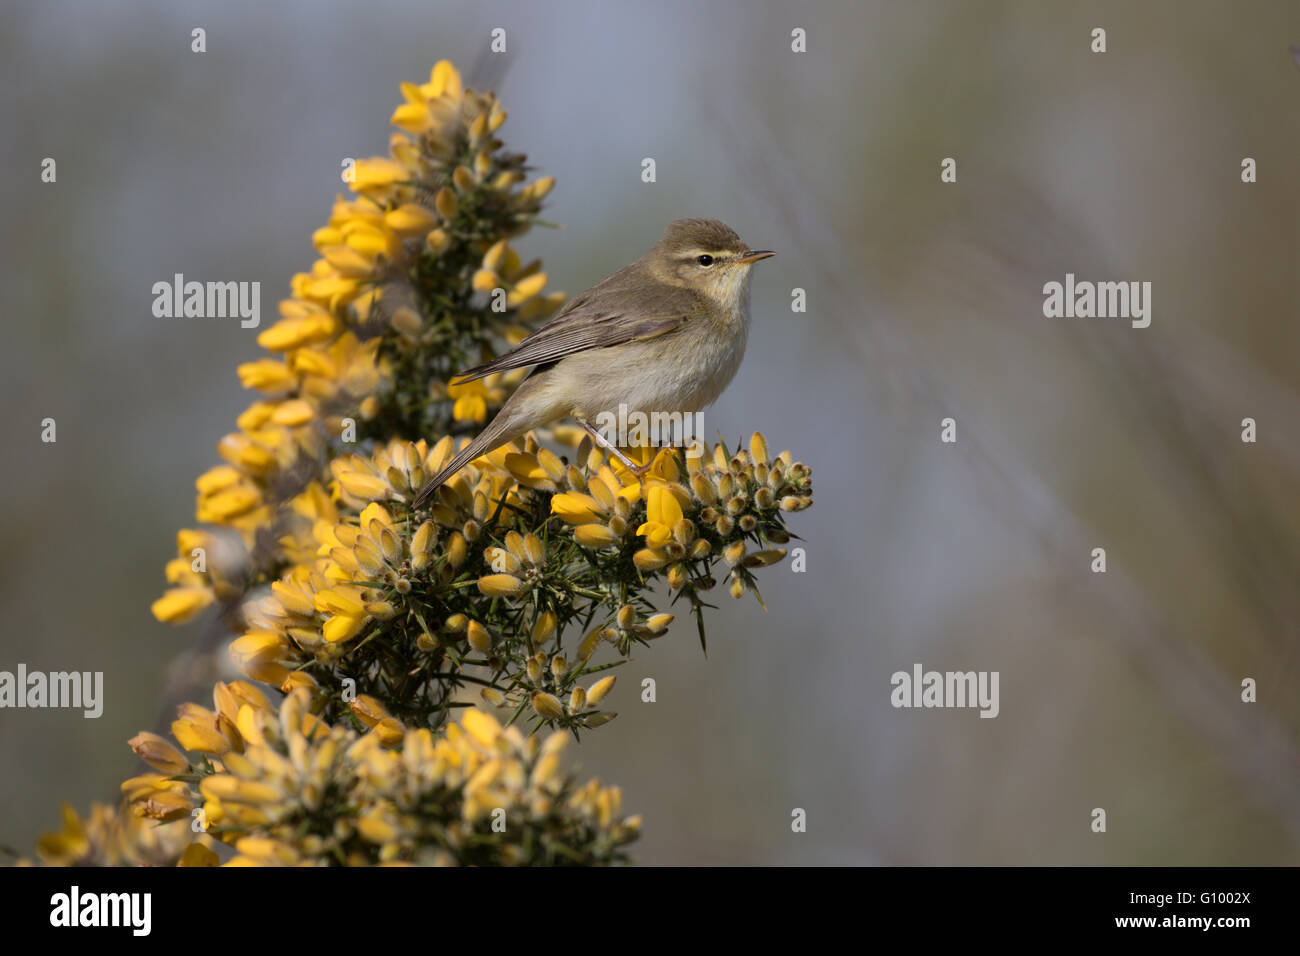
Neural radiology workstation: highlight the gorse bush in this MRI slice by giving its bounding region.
[30,60,813,867]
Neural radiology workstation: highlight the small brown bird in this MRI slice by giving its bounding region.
[411,218,773,507]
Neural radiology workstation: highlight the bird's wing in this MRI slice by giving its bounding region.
[451,278,698,383]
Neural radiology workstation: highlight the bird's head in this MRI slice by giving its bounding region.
[645,218,774,309]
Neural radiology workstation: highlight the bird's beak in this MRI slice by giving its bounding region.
[734,249,775,265]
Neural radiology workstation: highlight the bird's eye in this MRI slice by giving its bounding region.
[696,254,714,267]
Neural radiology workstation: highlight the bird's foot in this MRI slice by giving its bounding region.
[578,419,653,487]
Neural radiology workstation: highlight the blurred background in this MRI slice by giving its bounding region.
[1,0,1297,864]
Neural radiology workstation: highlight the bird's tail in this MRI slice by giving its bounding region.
[412,425,508,510]
[411,386,543,509]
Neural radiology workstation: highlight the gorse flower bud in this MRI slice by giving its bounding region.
[586,676,617,705]
[576,628,602,661]
[466,620,493,652]
[532,610,557,646]
[646,613,675,635]
[531,692,564,719]
[477,573,523,597]
[128,732,189,775]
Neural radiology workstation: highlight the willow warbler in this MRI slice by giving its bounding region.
[412,218,773,507]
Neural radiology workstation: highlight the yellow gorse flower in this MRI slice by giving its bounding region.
[64,58,814,868]
[110,689,638,866]
[29,802,193,868]
[636,483,685,548]
[446,376,499,424]
[150,59,559,625]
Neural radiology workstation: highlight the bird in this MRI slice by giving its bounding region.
[411,218,773,508]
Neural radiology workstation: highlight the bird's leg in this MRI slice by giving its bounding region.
[578,419,651,484]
